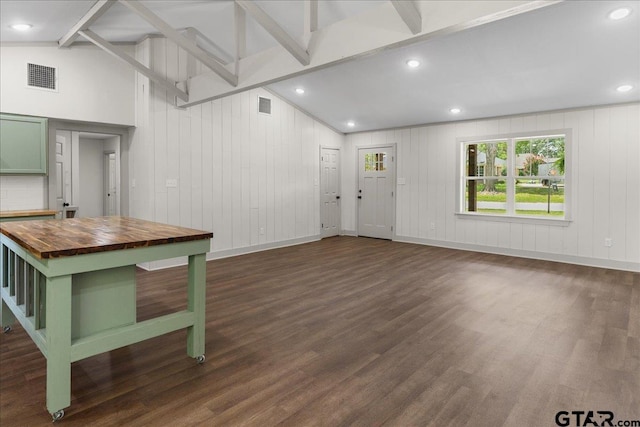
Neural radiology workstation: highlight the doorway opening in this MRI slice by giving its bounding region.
[55,130,121,218]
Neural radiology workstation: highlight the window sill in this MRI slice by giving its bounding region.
[455,212,571,227]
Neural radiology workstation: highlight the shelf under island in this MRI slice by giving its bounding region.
[0,216,213,421]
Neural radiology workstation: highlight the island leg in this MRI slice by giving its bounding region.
[45,275,72,420]
[1,298,15,332]
[186,253,206,361]
[1,243,15,331]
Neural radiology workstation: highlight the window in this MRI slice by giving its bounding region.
[460,133,566,220]
[364,152,387,171]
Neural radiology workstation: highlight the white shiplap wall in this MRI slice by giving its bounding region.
[0,175,47,211]
[129,38,343,267]
[343,104,640,271]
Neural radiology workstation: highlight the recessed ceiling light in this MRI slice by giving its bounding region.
[295,88,305,95]
[406,59,420,68]
[617,84,633,92]
[450,108,461,114]
[10,23,32,31]
[347,121,355,127]
[609,7,631,20]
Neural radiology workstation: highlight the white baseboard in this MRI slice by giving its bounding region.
[138,233,639,273]
[137,235,322,271]
[394,235,640,273]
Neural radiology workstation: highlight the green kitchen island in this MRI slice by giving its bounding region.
[0,217,213,421]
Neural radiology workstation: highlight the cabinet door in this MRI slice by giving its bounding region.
[0,114,48,174]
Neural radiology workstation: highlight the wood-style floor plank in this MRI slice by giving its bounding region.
[1,237,638,426]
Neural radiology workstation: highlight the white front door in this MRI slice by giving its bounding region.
[321,147,340,237]
[357,146,395,239]
[55,131,72,218]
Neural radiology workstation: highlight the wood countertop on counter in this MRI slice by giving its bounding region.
[0,216,213,259]
[0,209,57,218]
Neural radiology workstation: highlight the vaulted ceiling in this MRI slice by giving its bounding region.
[1,1,639,133]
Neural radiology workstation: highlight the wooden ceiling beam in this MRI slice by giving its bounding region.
[58,0,116,48]
[118,0,238,87]
[390,0,422,35]
[79,29,189,102]
[235,0,310,66]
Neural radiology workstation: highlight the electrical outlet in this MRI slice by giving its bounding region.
[260,227,265,235]
[131,179,136,188]
[430,222,436,231]
[604,238,612,247]
[166,179,178,188]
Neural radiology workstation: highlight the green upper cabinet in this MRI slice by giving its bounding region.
[0,114,48,175]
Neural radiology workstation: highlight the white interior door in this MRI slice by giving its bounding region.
[55,131,72,218]
[357,146,395,239]
[321,148,340,237]
[104,152,117,215]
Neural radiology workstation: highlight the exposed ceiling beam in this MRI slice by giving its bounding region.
[305,0,318,34]
[181,27,233,65]
[234,3,246,77]
[58,0,116,48]
[304,0,318,47]
[390,0,422,35]
[78,29,189,102]
[182,0,561,108]
[118,0,238,87]
[185,28,198,81]
[235,0,310,66]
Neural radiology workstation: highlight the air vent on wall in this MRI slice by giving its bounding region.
[27,63,57,91]
[258,96,271,115]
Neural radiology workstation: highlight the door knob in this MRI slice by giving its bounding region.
[63,202,70,207]
[357,196,362,199]
[336,196,340,200]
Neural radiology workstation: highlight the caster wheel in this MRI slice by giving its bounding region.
[2,326,11,333]
[52,409,65,422]
[196,355,205,364]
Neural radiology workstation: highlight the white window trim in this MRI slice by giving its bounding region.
[456,129,572,225]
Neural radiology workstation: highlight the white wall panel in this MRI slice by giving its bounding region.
[0,45,134,126]
[592,108,611,260]
[343,104,640,271]
[0,176,46,211]
[609,105,629,262]
[575,110,595,259]
[130,38,343,258]
[625,104,640,263]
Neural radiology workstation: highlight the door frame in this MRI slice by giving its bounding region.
[355,143,397,240]
[319,145,341,238]
[47,120,129,218]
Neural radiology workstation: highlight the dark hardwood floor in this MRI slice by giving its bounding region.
[1,237,638,426]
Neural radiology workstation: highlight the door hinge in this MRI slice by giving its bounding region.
[391,191,394,197]
[321,223,324,228]
[391,226,394,231]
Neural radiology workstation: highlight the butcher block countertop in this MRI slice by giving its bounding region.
[0,209,57,218]
[0,216,213,259]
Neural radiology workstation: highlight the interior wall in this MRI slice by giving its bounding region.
[130,38,343,265]
[343,103,640,271]
[0,43,134,214]
[78,138,104,218]
[0,175,46,210]
[0,44,135,126]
